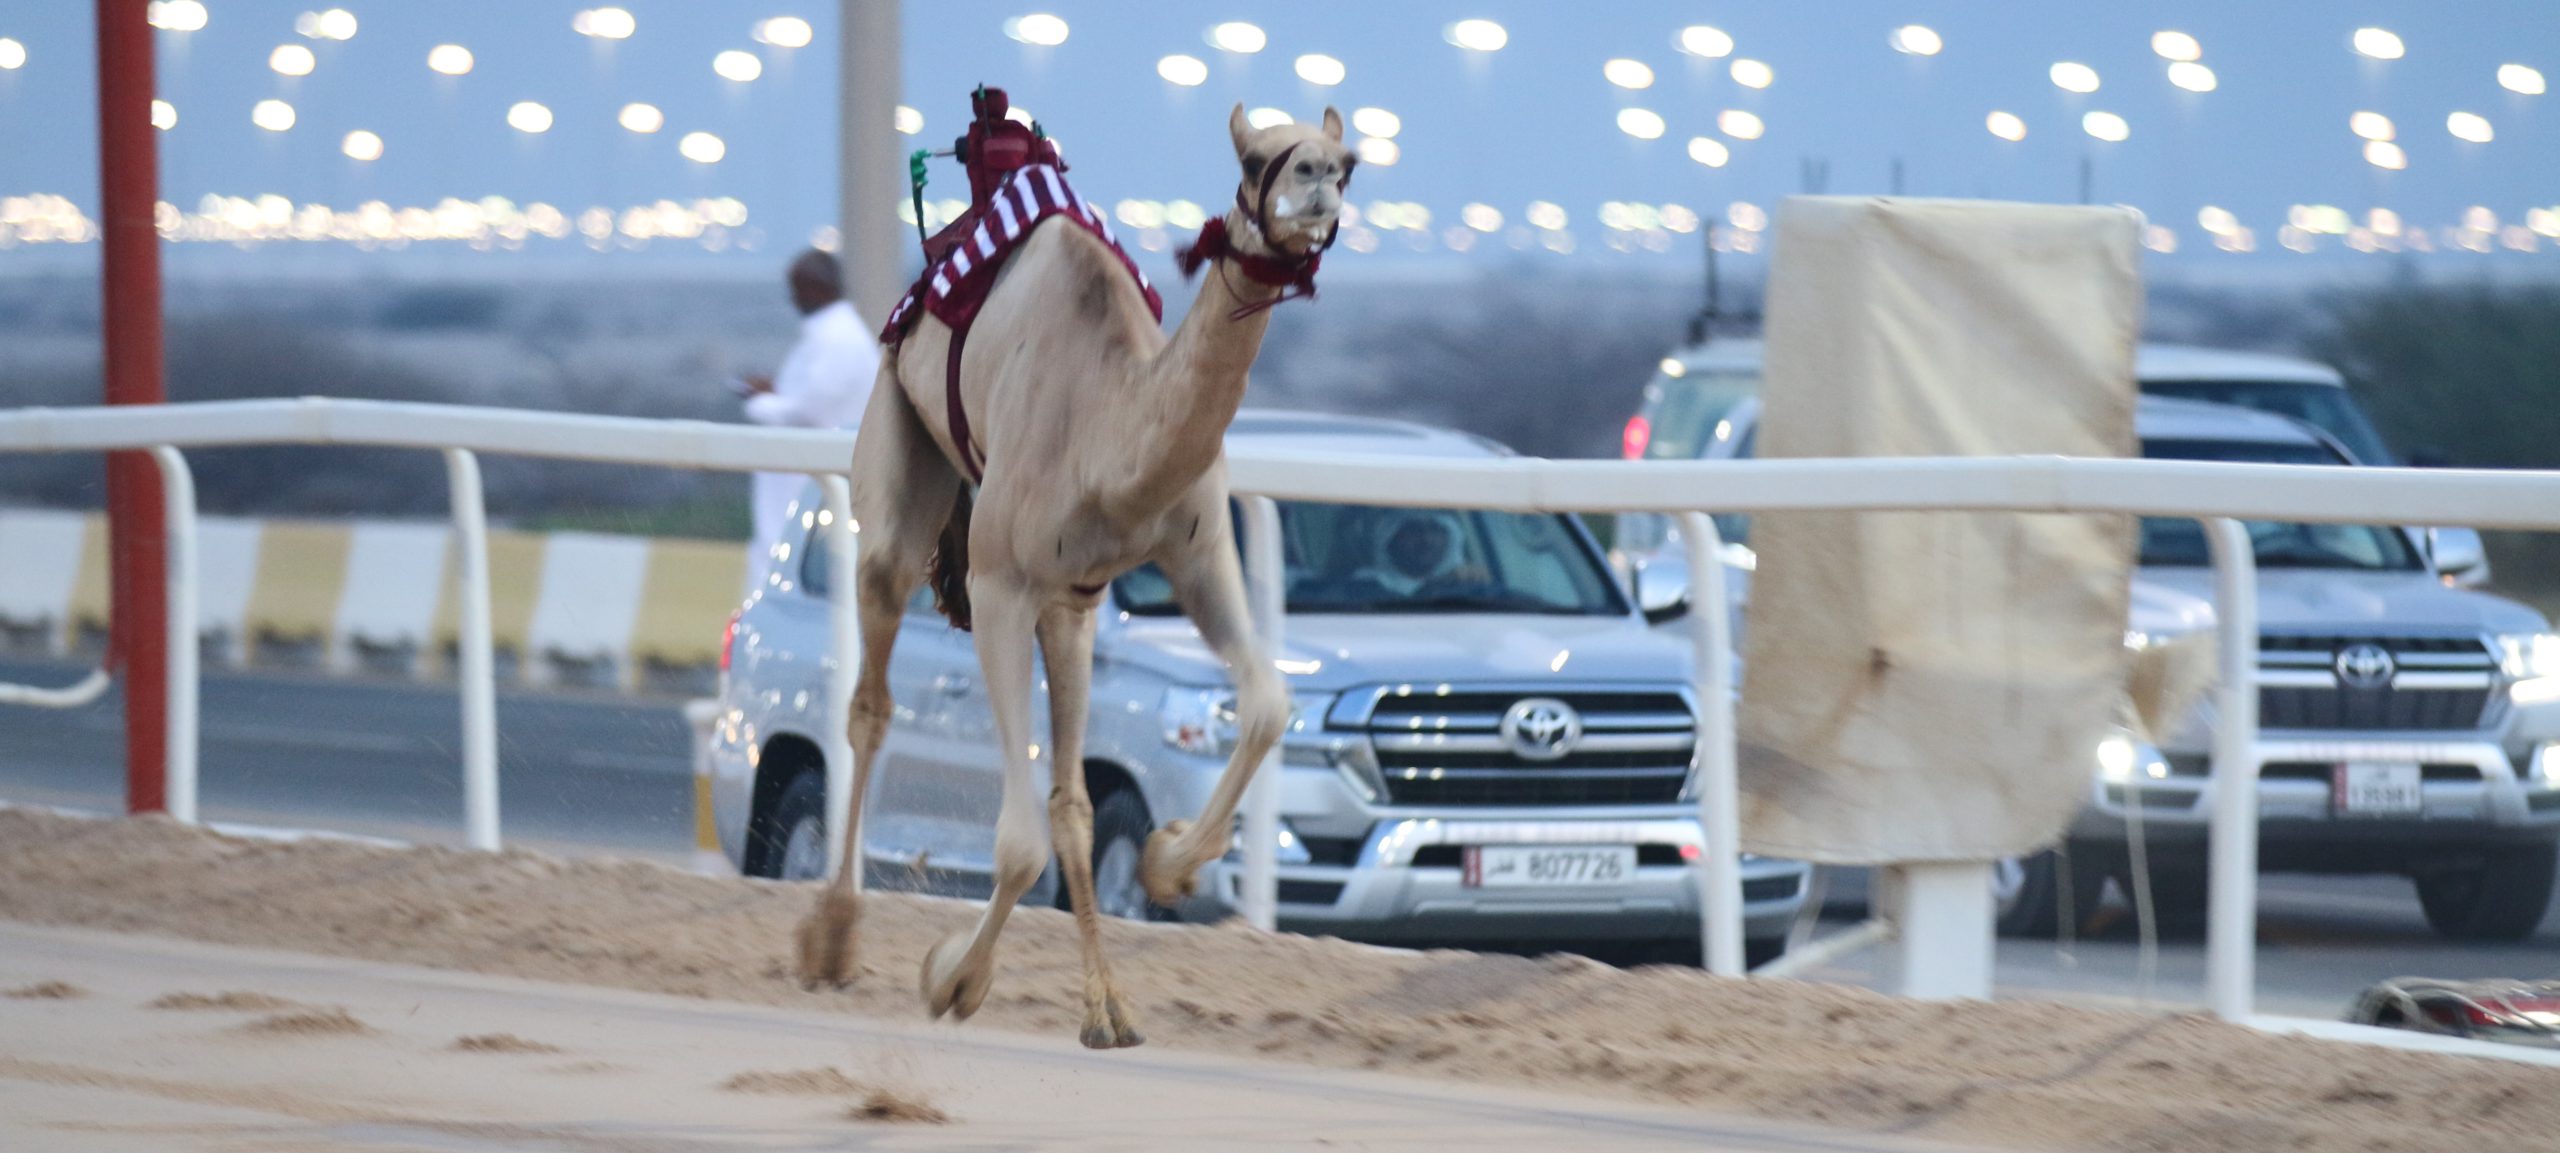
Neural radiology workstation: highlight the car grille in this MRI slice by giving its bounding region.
[1361,689,1693,808]
[2258,635,2500,732]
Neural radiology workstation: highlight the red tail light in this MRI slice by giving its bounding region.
[718,610,741,673]
[1622,414,1653,460]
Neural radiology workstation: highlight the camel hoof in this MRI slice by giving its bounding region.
[1140,820,1198,906]
[920,931,993,1022]
[794,886,860,988]
[1080,996,1146,1050]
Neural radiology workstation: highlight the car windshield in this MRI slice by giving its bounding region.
[2139,438,2423,571]
[2138,380,2396,465]
[1117,502,1628,616]
[1640,368,1762,461]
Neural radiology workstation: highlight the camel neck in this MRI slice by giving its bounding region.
[1107,212,1287,518]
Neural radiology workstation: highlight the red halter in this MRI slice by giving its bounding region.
[1176,140,1356,319]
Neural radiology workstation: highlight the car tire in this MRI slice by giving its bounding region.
[1994,846,2109,939]
[1087,788,1171,922]
[2117,865,2210,940]
[2414,845,2557,942]
[1745,935,1787,970]
[751,770,831,882]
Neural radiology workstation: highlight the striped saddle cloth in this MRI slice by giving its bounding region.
[880,163,1164,346]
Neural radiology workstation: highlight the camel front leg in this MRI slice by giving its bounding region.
[1139,518,1288,906]
[1036,601,1144,1049]
[918,572,1051,1022]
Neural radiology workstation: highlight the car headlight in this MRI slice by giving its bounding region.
[2496,633,2560,681]
[2097,730,2168,783]
[1158,688,1335,759]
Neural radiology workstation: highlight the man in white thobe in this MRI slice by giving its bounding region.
[740,250,878,592]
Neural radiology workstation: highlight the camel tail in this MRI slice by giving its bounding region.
[927,486,974,631]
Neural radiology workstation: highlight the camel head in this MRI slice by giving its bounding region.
[1226,104,1354,258]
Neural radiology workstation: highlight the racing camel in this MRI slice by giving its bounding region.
[797,93,1354,1050]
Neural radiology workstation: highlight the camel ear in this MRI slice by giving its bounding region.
[1321,107,1345,143]
[1229,103,1252,156]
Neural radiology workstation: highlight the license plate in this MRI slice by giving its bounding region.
[1462,845,1635,888]
[2334,762,2423,816]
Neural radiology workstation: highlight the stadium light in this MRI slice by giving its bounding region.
[296,9,357,40]
[2050,62,2100,93]
[2500,64,2546,95]
[0,38,25,70]
[572,8,636,40]
[714,50,763,82]
[341,130,382,161]
[147,2,208,32]
[1718,109,1765,140]
[618,103,664,133]
[508,101,554,134]
[428,45,474,76]
[895,105,924,134]
[1616,108,1666,140]
[1207,22,1265,54]
[754,17,813,49]
[270,44,316,77]
[2364,141,2407,169]
[1444,20,1507,53]
[1677,26,1733,58]
[1296,54,1346,85]
[1352,107,1401,138]
[2352,28,2404,60]
[1158,54,1208,86]
[1604,59,1654,89]
[1245,107,1293,129]
[252,99,296,132]
[1730,58,1774,88]
[1687,137,1730,167]
[1355,137,1400,165]
[1986,110,2027,141]
[1005,14,1069,47]
[2447,111,2494,143]
[2168,62,2216,92]
[1890,26,1943,57]
[680,131,727,163]
[2152,31,2201,61]
[2082,110,2129,141]
[151,99,177,129]
[2351,111,2395,141]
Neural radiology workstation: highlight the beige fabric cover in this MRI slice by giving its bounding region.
[1737,197,2144,864]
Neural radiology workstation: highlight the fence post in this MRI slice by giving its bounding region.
[149,446,198,825]
[444,448,500,851]
[1677,512,1747,975]
[1238,495,1286,932]
[821,476,861,887]
[2204,517,2261,1021]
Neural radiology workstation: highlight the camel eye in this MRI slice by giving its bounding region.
[1295,160,1314,177]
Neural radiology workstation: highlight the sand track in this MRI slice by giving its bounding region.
[2,808,2554,1152]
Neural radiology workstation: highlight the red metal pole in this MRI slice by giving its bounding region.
[96,0,168,813]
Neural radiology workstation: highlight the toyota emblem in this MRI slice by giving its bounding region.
[1499,697,1584,761]
[2334,643,2397,689]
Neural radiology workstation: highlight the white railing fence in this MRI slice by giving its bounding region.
[8,397,2560,1065]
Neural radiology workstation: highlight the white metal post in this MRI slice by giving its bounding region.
[821,476,861,887]
[1238,495,1286,932]
[1677,512,1746,975]
[443,448,500,851]
[2203,516,2261,1021]
[1888,861,1997,999]
[150,446,198,825]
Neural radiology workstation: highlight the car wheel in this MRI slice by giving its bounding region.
[760,771,830,883]
[1088,789,1168,922]
[2116,864,2210,940]
[1993,846,2109,939]
[1745,935,1787,969]
[2415,845,2557,942]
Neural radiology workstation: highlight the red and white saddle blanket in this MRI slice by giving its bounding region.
[880,164,1164,481]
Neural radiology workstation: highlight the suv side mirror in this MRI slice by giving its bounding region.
[1635,556,1693,625]
[2426,526,2491,587]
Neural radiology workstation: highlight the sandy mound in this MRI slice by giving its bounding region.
[721,1066,869,1096]
[851,1089,949,1124]
[235,1008,373,1037]
[4,981,85,1000]
[2,808,2554,1153]
[451,1033,561,1054]
[148,991,301,1012]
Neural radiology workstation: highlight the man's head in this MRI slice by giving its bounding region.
[787,249,843,315]
[1377,511,1463,586]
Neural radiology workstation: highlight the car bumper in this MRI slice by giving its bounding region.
[2070,736,2560,866]
[1189,813,1809,946]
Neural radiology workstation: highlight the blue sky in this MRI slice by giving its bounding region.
[2,1,2556,272]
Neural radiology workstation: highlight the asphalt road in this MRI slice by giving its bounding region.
[3,656,2553,1022]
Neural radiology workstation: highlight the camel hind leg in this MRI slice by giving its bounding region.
[796,369,964,987]
[1036,600,1143,1049]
